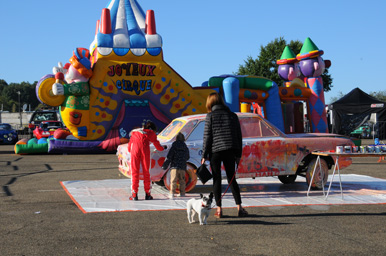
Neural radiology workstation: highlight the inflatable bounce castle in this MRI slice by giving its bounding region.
[15,0,329,154]
[16,0,216,154]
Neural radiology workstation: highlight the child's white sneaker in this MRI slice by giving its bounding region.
[169,194,174,199]
[177,193,185,197]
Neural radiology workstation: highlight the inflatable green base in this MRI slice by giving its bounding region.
[15,143,49,154]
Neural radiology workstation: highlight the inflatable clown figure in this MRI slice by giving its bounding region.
[296,37,331,133]
[297,39,331,81]
[51,48,92,138]
[276,45,309,134]
[276,46,300,87]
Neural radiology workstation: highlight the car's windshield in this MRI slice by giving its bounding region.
[158,119,200,141]
[33,112,57,121]
[158,120,185,140]
[0,124,12,130]
[158,114,282,142]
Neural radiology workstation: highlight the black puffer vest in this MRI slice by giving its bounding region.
[202,105,242,159]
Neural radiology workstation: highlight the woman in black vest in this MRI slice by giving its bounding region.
[201,92,248,218]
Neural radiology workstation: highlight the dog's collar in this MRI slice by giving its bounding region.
[201,203,211,209]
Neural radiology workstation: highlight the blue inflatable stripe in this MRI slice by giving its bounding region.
[77,126,88,137]
[265,83,285,132]
[124,0,138,29]
[222,77,240,112]
[97,33,113,48]
[132,0,146,18]
[38,138,47,144]
[124,0,146,48]
[147,48,162,56]
[114,48,130,56]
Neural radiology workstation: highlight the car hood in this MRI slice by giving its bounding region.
[0,130,15,134]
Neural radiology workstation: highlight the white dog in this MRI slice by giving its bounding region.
[186,192,214,225]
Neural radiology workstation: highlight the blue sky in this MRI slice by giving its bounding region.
[1,0,385,104]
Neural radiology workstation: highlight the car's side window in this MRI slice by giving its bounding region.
[240,117,262,138]
[261,121,277,137]
[240,116,278,138]
[186,121,205,141]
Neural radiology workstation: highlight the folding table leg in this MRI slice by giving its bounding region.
[337,159,343,199]
[325,156,343,200]
[307,156,321,197]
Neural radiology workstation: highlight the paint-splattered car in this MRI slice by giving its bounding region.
[117,113,354,192]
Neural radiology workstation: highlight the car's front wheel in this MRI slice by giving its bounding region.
[306,158,329,189]
[163,163,198,193]
[278,174,297,184]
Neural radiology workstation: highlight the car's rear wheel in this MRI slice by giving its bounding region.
[306,158,329,189]
[278,174,297,184]
[163,163,198,193]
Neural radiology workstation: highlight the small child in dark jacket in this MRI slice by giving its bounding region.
[162,132,190,199]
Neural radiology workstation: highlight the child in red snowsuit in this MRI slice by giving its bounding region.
[128,120,164,200]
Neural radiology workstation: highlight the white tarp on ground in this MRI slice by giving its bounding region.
[60,174,386,213]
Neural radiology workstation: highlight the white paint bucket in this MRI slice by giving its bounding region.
[336,146,343,154]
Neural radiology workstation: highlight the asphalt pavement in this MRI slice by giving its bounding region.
[1,142,386,256]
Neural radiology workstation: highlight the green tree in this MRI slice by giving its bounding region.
[330,90,386,103]
[329,91,346,103]
[0,80,40,112]
[369,90,386,102]
[0,79,8,93]
[0,80,9,110]
[18,81,40,111]
[236,37,333,92]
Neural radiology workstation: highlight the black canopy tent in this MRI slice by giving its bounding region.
[329,88,386,139]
